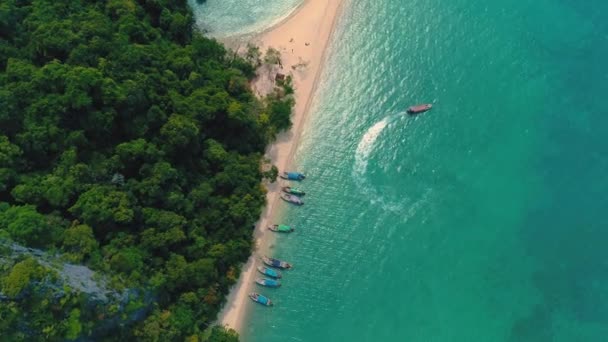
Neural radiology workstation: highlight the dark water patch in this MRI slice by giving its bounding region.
[509,304,553,342]
[519,16,608,334]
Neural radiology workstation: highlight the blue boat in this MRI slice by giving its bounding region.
[257,266,282,279]
[249,292,273,306]
[255,278,281,288]
[262,256,292,269]
[280,171,306,181]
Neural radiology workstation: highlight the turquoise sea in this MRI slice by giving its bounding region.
[192,0,608,341]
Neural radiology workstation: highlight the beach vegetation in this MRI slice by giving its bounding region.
[264,47,283,66]
[245,43,263,68]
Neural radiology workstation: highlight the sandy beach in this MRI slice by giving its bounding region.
[217,0,346,334]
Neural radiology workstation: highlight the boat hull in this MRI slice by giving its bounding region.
[407,104,432,114]
[268,224,294,233]
[249,293,273,306]
[280,172,306,181]
[257,266,282,279]
[255,278,281,288]
[263,257,292,269]
[280,194,304,205]
[282,187,306,196]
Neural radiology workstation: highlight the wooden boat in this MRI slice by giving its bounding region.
[249,292,273,306]
[262,256,292,269]
[255,278,281,288]
[282,186,305,196]
[407,104,432,114]
[257,266,282,279]
[268,224,294,233]
[279,171,306,181]
[280,193,304,205]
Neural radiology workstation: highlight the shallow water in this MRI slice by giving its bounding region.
[194,0,608,341]
[188,0,302,38]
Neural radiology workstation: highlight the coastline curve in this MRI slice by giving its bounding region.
[216,0,350,335]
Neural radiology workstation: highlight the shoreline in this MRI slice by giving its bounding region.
[216,0,347,334]
[208,0,308,40]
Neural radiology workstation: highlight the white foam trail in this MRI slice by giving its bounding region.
[353,116,408,214]
[352,114,429,219]
[354,117,390,176]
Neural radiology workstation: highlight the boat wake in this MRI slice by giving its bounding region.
[353,114,411,215]
[354,117,390,174]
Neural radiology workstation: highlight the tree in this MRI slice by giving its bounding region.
[261,161,278,183]
[110,247,144,274]
[205,326,239,342]
[64,309,82,340]
[186,258,217,289]
[135,161,180,204]
[134,307,181,341]
[161,114,200,149]
[69,186,135,230]
[264,47,281,66]
[0,135,21,192]
[115,138,162,176]
[0,135,21,167]
[62,223,99,262]
[245,43,261,68]
[0,205,61,248]
[140,208,187,252]
[1,258,47,298]
[268,97,294,131]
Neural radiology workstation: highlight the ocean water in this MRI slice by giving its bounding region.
[188,0,302,37]
[196,0,608,341]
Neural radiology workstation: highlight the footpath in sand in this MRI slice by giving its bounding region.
[217,0,346,333]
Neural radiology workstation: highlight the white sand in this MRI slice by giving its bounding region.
[217,0,346,334]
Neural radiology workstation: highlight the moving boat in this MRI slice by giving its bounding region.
[257,266,282,279]
[407,104,432,114]
[249,292,273,306]
[281,193,304,205]
[268,224,295,233]
[282,186,306,196]
[262,256,293,269]
[280,172,306,181]
[255,278,281,288]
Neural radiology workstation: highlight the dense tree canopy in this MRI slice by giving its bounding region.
[0,0,292,340]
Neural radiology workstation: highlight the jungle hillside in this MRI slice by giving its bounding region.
[0,0,292,340]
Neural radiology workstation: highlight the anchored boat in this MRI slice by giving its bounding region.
[268,224,295,233]
[282,186,305,196]
[255,278,281,288]
[280,171,306,181]
[407,104,432,114]
[281,193,304,205]
[249,292,273,306]
[257,266,282,279]
[263,256,292,269]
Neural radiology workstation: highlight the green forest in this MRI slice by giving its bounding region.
[0,0,292,340]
